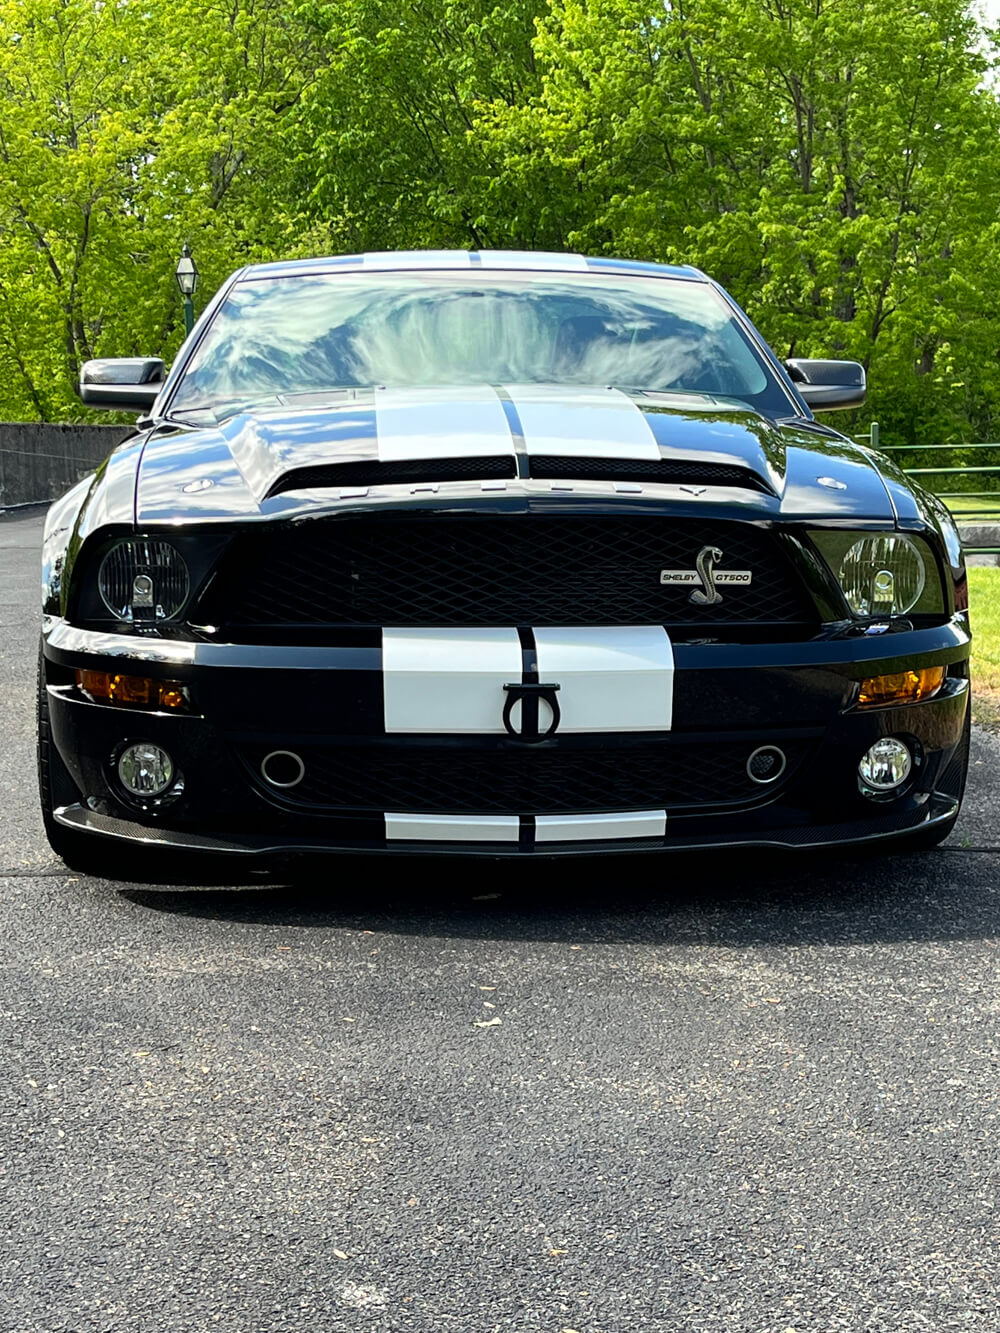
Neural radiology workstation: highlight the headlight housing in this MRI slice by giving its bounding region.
[98,540,190,623]
[840,535,925,615]
[810,531,944,617]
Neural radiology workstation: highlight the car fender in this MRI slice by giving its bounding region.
[42,433,147,617]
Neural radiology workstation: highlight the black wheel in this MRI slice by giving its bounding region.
[37,645,128,876]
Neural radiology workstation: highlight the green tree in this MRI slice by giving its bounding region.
[0,0,322,419]
[2,0,1000,452]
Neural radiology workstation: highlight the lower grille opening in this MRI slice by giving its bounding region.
[238,739,811,815]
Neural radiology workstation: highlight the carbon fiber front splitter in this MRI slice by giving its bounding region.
[53,791,960,858]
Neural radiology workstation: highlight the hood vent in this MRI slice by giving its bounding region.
[528,456,775,493]
[267,455,516,498]
[264,452,774,499]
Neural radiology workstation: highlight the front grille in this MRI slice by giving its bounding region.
[240,739,810,814]
[529,456,774,492]
[213,515,814,629]
[266,455,516,497]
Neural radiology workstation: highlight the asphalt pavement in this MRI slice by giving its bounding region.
[2,506,1000,1333]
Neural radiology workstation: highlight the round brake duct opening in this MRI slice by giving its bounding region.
[260,750,306,789]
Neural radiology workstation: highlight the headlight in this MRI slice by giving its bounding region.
[840,535,924,615]
[810,531,944,617]
[98,540,190,622]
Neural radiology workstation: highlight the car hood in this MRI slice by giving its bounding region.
[133,385,895,523]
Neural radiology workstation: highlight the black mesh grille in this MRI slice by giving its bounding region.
[241,739,810,814]
[529,455,774,492]
[266,455,516,497]
[214,515,814,630]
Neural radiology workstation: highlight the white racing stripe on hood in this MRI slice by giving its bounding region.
[505,385,660,460]
[536,811,667,842]
[383,628,522,733]
[385,813,520,842]
[532,626,673,732]
[374,386,514,462]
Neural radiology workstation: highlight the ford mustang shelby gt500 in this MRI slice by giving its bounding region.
[38,250,970,867]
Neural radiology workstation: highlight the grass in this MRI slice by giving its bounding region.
[944,498,1000,518]
[970,566,1000,726]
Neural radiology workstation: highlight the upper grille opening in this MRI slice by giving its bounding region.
[208,514,816,631]
[266,455,516,498]
[528,455,775,492]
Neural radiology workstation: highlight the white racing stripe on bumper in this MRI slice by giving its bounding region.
[381,625,674,841]
[536,811,667,842]
[374,386,514,462]
[385,814,520,842]
[506,384,660,460]
[383,811,667,843]
[383,628,522,733]
[533,626,673,732]
[383,626,674,734]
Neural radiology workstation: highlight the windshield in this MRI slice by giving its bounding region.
[170,270,791,419]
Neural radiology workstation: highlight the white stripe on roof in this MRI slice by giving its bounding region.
[362,250,473,269]
[478,250,587,270]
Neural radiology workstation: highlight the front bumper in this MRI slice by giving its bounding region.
[42,617,972,857]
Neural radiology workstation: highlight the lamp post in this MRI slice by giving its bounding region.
[175,243,199,336]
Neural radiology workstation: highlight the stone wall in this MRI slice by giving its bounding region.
[0,424,130,509]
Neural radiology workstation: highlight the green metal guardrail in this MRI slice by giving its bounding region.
[853,423,1000,556]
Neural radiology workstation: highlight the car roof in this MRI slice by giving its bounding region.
[239,250,707,282]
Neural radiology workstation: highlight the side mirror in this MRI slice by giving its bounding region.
[786,358,866,412]
[79,358,166,413]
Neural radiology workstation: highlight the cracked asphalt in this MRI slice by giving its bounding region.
[2,506,999,1333]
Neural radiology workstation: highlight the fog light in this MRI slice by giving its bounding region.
[118,743,175,796]
[858,738,912,792]
[857,666,944,707]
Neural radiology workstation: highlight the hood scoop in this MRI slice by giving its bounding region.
[265,454,516,499]
[266,451,775,498]
[527,455,774,493]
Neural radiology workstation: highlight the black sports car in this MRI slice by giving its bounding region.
[38,250,970,869]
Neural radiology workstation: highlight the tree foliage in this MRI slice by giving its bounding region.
[0,0,998,446]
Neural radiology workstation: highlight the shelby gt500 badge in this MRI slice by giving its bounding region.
[659,545,753,605]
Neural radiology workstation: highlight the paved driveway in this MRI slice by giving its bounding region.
[2,507,999,1332]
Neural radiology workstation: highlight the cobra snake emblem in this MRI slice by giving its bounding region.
[690,545,724,605]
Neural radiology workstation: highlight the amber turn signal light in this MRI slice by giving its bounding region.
[76,670,188,711]
[857,666,945,708]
